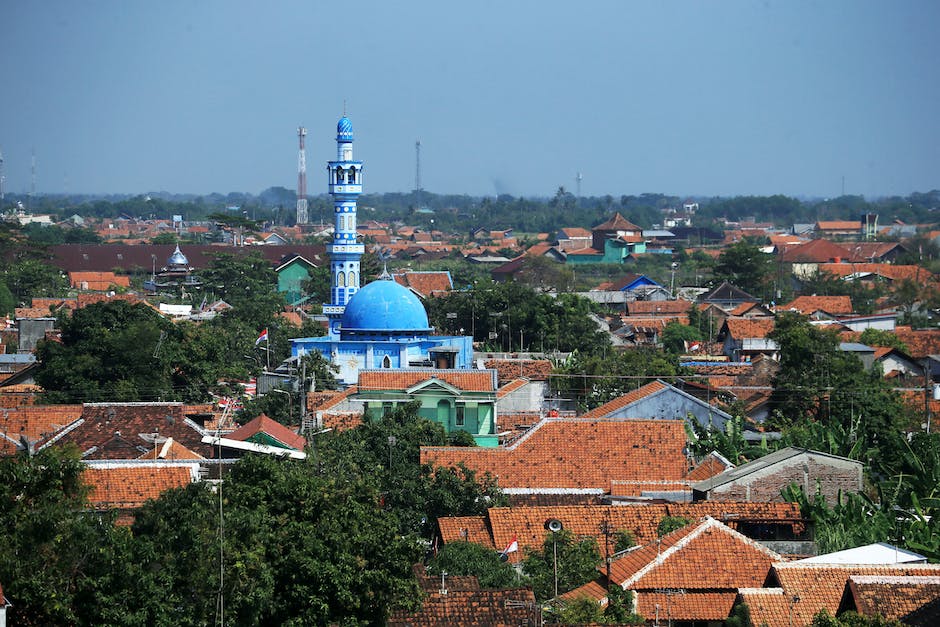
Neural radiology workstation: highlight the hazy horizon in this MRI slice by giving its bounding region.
[2,1,938,200]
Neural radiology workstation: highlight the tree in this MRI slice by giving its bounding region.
[130,453,424,625]
[200,251,286,329]
[426,541,520,589]
[657,516,691,536]
[0,447,135,626]
[35,300,176,403]
[521,529,602,601]
[553,348,683,411]
[858,328,909,352]
[712,239,774,298]
[661,320,703,355]
[2,258,69,305]
[769,312,909,476]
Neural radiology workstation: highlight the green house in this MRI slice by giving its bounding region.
[275,255,318,306]
[355,369,500,447]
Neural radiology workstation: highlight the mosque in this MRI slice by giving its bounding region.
[290,116,473,386]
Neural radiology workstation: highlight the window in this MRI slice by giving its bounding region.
[382,355,391,368]
[455,406,465,427]
[348,167,356,183]
[382,402,393,416]
[338,272,346,287]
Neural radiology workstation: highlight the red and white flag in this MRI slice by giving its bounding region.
[688,341,701,352]
[501,537,518,554]
[255,328,269,346]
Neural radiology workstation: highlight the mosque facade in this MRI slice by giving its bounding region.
[290,117,473,387]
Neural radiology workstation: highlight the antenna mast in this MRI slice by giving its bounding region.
[0,148,5,203]
[576,172,582,198]
[414,139,422,195]
[29,150,36,210]
[296,126,308,225]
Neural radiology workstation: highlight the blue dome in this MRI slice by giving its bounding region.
[340,279,432,333]
[337,116,353,142]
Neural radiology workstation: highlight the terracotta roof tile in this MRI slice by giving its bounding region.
[594,212,642,232]
[136,438,205,460]
[421,418,689,491]
[472,360,549,384]
[747,563,940,627]
[724,317,775,339]
[38,402,215,459]
[627,300,693,315]
[84,463,196,510]
[636,591,737,621]
[847,575,940,623]
[388,577,538,626]
[686,452,734,481]
[816,220,862,230]
[779,239,864,263]
[0,404,83,447]
[227,414,305,450]
[783,295,854,315]
[391,271,453,298]
[439,502,801,565]
[560,227,592,238]
[358,369,496,392]
[68,271,131,291]
[819,263,935,283]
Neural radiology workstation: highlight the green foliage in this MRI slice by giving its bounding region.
[426,541,520,589]
[0,281,14,315]
[725,600,752,627]
[661,320,703,355]
[613,529,636,552]
[603,585,644,623]
[448,429,478,446]
[858,328,909,352]
[712,239,774,299]
[657,516,691,537]
[322,403,507,539]
[770,312,909,477]
[424,281,608,354]
[200,251,286,329]
[686,413,772,465]
[553,595,604,624]
[130,453,423,625]
[2,258,69,305]
[811,609,904,626]
[553,347,683,411]
[0,446,135,626]
[150,232,178,244]
[521,529,603,601]
[799,270,885,315]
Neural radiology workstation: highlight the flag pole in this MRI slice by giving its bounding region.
[266,332,270,371]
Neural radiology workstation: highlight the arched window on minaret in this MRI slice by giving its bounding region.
[348,167,356,184]
[337,167,345,183]
[382,355,391,368]
[348,271,356,286]
[338,271,346,287]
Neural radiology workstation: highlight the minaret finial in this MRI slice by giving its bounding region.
[343,99,347,116]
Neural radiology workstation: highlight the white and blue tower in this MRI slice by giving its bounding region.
[323,116,365,336]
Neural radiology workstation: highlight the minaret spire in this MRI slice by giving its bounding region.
[323,114,365,337]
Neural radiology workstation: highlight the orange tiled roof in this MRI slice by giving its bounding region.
[724,317,775,339]
[745,563,940,627]
[782,295,854,315]
[594,212,642,232]
[819,263,935,283]
[422,418,688,491]
[68,271,131,291]
[847,575,940,622]
[560,227,592,238]
[483,359,553,383]
[636,591,737,621]
[227,414,306,450]
[84,463,196,510]
[579,381,668,420]
[388,576,538,625]
[358,369,496,392]
[627,300,693,315]
[892,327,940,359]
[0,404,83,448]
[816,220,862,231]
[391,271,453,298]
[779,239,864,263]
[686,452,734,481]
[136,438,205,460]
[441,502,800,566]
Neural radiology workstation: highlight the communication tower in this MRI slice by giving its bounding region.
[576,171,583,198]
[414,139,422,194]
[296,126,309,225]
[0,148,5,202]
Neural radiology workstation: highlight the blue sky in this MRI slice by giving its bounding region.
[2,0,938,199]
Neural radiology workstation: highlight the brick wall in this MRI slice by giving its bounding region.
[707,456,862,507]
